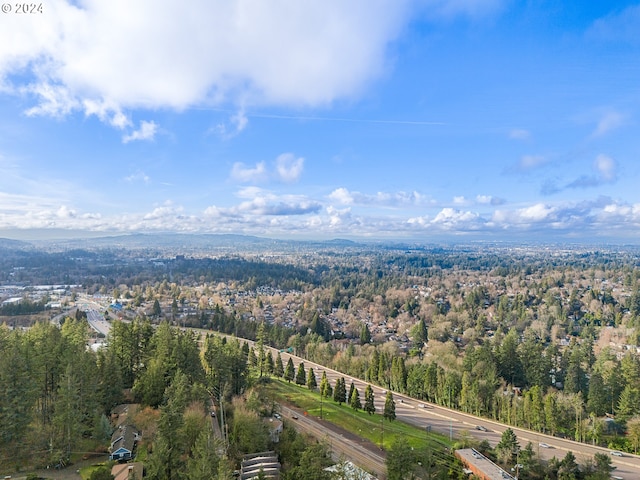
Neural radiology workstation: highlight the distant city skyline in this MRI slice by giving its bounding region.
[1,1,639,242]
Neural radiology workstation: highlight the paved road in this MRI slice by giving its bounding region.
[280,405,387,479]
[264,345,640,480]
[204,331,635,474]
[86,308,111,336]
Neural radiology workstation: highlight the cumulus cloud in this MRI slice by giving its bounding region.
[328,187,429,207]
[491,203,564,230]
[1,0,417,127]
[205,189,321,217]
[230,162,268,183]
[211,108,249,139]
[5,189,640,240]
[230,153,305,184]
[122,121,158,143]
[476,194,506,205]
[275,153,304,183]
[565,154,617,190]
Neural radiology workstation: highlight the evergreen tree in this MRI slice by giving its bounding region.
[386,437,415,480]
[587,371,608,416]
[360,323,371,345]
[384,390,396,421]
[333,377,347,405]
[497,329,524,386]
[185,429,220,480]
[295,362,306,386]
[306,367,317,390]
[275,353,284,378]
[617,384,640,418]
[320,371,332,398]
[147,370,189,480]
[364,384,376,415]
[411,318,428,346]
[152,298,161,317]
[558,451,580,480]
[284,357,295,383]
[367,349,380,383]
[495,428,519,465]
[348,381,355,404]
[265,352,274,375]
[350,385,362,411]
[591,452,615,479]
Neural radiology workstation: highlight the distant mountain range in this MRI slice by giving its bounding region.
[0,233,364,253]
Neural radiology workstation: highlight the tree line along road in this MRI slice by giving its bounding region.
[274,347,640,479]
[210,332,640,480]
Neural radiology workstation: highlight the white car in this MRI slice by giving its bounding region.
[539,442,551,448]
[610,450,624,457]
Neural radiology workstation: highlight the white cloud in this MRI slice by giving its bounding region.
[476,194,506,205]
[211,108,249,139]
[594,154,616,181]
[328,187,429,207]
[517,155,549,171]
[1,0,418,125]
[122,120,158,143]
[124,171,151,184]
[205,189,321,217]
[230,162,268,183]
[491,203,556,226]
[275,153,304,183]
[328,188,354,205]
[453,196,466,205]
[230,153,304,184]
[431,208,481,229]
[4,192,640,240]
[592,111,625,137]
[564,154,617,190]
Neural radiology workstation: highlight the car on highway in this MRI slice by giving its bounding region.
[291,414,298,420]
[475,425,488,432]
[210,411,216,417]
[610,450,624,457]
[539,442,551,448]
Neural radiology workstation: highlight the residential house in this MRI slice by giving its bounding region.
[109,424,141,461]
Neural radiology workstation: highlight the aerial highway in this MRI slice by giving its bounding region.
[267,345,640,480]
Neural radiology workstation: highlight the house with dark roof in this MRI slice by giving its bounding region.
[109,424,141,461]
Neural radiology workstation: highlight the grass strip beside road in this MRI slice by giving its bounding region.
[265,378,452,452]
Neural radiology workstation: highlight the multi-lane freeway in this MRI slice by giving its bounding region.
[266,345,640,480]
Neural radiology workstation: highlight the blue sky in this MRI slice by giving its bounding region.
[1,1,639,242]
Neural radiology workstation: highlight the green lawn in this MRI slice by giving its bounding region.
[265,379,452,452]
